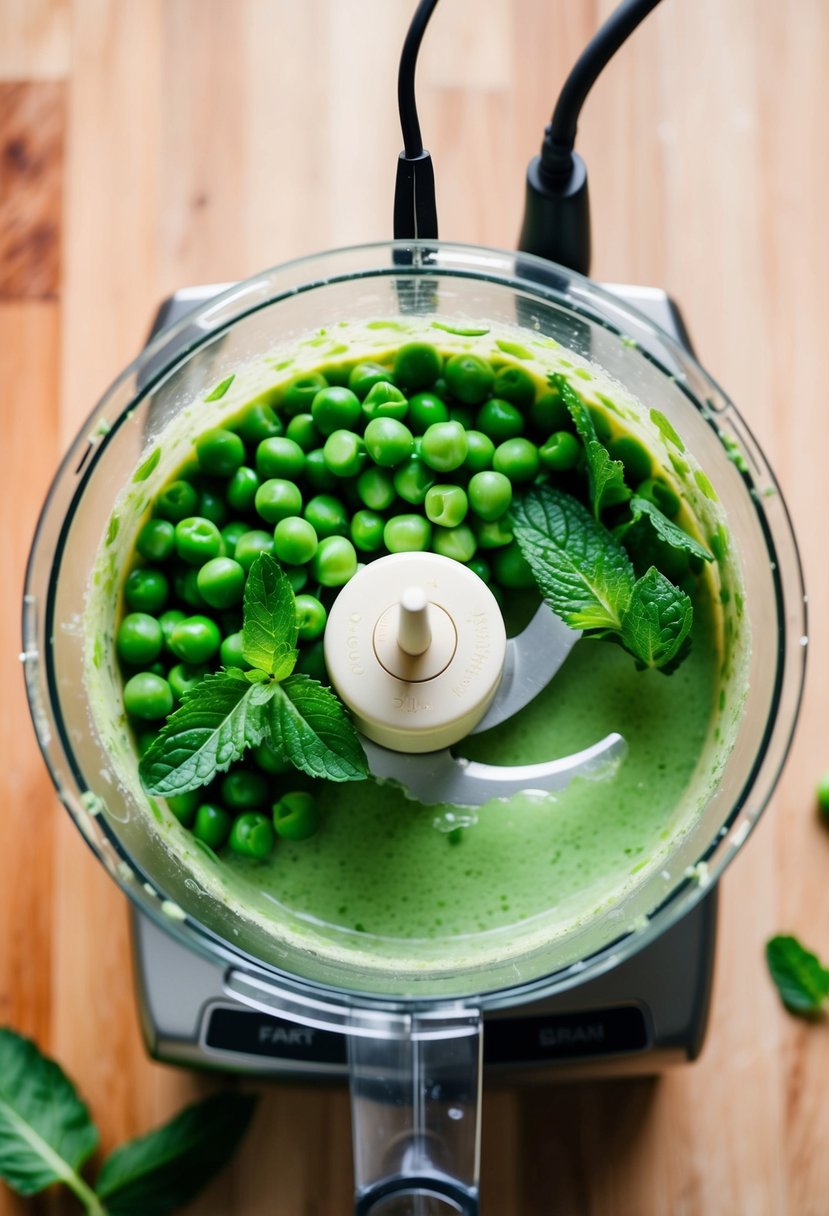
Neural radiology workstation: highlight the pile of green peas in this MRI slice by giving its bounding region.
[118,340,673,863]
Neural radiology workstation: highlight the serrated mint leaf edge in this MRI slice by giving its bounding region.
[241,553,299,678]
[269,675,369,782]
[553,375,631,518]
[618,566,694,671]
[628,495,714,563]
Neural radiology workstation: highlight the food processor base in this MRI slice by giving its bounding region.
[130,280,718,1082]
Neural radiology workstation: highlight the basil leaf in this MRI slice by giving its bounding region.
[623,495,713,563]
[203,373,235,402]
[511,484,636,631]
[269,675,369,782]
[242,553,298,678]
[95,1092,257,1216]
[766,935,829,1016]
[0,1028,98,1200]
[553,374,631,518]
[619,566,694,671]
[139,671,273,796]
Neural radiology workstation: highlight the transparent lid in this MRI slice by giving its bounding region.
[23,241,805,1014]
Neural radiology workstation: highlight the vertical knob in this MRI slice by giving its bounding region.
[397,586,432,656]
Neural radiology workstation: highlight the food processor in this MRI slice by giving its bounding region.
[23,3,806,1213]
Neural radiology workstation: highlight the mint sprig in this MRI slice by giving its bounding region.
[766,935,829,1016]
[619,495,714,565]
[138,554,368,797]
[0,1027,257,1213]
[552,374,630,518]
[511,483,693,673]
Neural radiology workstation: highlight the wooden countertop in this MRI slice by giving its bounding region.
[2,2,828,1212]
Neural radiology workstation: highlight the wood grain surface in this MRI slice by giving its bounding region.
[1,2,828,1213]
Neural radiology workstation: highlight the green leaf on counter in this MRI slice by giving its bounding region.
[95,1093,258,1216]
[241,553,299,678]
[0,1028,101,1209]
[766,935,829,1016]
[269,675,369,782]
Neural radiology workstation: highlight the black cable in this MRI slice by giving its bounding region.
[394,0,440,240]
[541,0,664,182]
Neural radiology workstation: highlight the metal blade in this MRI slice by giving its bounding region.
[363,733,626,808]
[469,604,581,735]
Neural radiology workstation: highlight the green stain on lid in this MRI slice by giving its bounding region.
[204,373,236,402]
[650,409,685,452]
[133,446,161,482]
[694,469,718,501]
[495,339,534,360]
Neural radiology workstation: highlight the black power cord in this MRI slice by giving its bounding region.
[519,0,664,273]
[394,0,440,241]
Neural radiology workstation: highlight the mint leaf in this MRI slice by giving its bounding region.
[623,495,713,563]
[139,671,273,796]
[619,566,693,671]
[553,374,630,518]
[241,553,298,678]
[766,935,829,1016]
[511,484,636,631]
[95,1092,257,1215]
[269,675,368,782]
[0,1028,100,1207]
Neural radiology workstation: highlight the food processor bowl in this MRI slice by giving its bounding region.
[24,242,805,1213]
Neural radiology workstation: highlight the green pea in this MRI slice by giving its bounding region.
[356,467,396,511]
[637,477,681,518]
[349,361,391,400]
[254,738,292,775]
[219,632,248,669]
[448,404,475,430]
[229,812,276,859]
[350,509,385,553]
[312,535,358,586]
[362,381,409,422]
[474,517,513,549]
[273,791,319,841]
[285,413,320,453]
[196,557,246,609]
[174,516,223,566]
[493,365,536,407]
[281,372,328,417]
[226,467,260,513]
[432,524,477,563]
[384,514,433,553]
[234,530,274,571]
[444,353,494,404]
[364,418,415,468]
[193,802,233,849]
[220,521,249,557]
[303,495,349,539]
[476,398,524,442]
[392,342,442,391]
[124,672,173,720]
[492,437,540,484]
[124,567,169,613]
[286,565,308,595]
[117,613,163,666]
[255,436,305,481]
[393,456,436,505]
[295,639,327,682]
[255,478,303,524]
[159,609,186,652]
[168,662,208,702]
[169,615,221,664]
[492,541,536,589]
[407,391,449,434]
[420,421,468,473]
[311,385,362,436]
[322,429,367,478]
[136,519,175,562]
[424,484,468,527]
[467,470,512,521]
[467,556,491,583]
[539,431,581,472]
[195,428,246,477]
[295,593,328,640]
[463,430,495,473]
[273,515,318,565]
[304,448,338,492]
[154,479,199,523]
[135,729,159,757]
[530,389,570,435]
[197,488,228,528]
[167,790,200,827]
[235,401,283,444]
[221,769,270,810]
[608,435,652,483]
